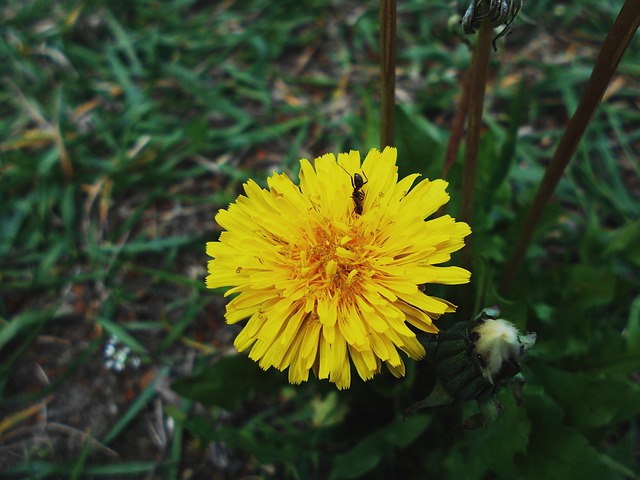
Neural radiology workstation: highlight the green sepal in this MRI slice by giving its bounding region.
[457,376,496,401]
[434,338,468,361]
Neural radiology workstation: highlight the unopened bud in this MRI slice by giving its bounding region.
[435,306,535,401]
[461,0,525,50]
[473,315,535,384]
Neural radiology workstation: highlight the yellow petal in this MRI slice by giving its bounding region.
[206,147,471,389]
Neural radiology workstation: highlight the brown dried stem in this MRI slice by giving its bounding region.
[459,17,493,316]
[379,0,396,149]
[500,0,640,294]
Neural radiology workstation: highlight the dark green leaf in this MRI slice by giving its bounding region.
[330,414,430,480]
[521,392,617,479]
[531,365,640,429]
[395,103,446,179]
[171,354,286,409]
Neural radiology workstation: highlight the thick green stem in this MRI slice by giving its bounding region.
[379,0,396,149]
[500,0,640,294]
[460,18,492,317]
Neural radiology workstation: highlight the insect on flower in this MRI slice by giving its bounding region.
[339,164,368,215]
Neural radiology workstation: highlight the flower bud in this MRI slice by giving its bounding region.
[461,0,525,49]
[435,306,535,401]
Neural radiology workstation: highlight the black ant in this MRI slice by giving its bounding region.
[339,165,368,215]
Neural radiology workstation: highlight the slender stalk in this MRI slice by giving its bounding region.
[442,69,472,179]
[379,0,396,148]
[459,17,493,317]
[500,0,640,294]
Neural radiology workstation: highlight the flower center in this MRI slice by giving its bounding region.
[294,222,372,297]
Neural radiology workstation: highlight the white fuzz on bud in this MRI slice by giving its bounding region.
[472,318,523,383]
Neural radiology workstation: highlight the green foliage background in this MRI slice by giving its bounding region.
[1,0,639,478]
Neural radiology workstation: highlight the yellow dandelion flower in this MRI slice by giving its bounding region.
[206,147,471,389]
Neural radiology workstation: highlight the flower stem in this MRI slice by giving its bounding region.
[500,0,640,294]
[442,69,472,179]
[379,0,396,149]
[460,16,493,316]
